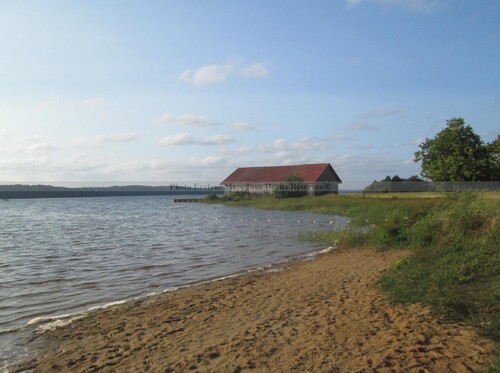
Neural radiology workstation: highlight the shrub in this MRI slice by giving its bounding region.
[273,173,308,199]
[224,190,251,202]
[206,191,219,200]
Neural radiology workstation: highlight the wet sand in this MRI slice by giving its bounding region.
[14,247,495,372]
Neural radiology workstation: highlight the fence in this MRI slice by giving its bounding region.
[363,181,500,193]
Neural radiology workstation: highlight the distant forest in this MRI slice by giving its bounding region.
[0,184,224,199]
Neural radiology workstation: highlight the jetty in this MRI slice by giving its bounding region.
[173,198,206,203]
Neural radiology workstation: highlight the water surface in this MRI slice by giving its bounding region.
[0,196,347,368]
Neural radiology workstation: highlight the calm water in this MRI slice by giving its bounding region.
[0,195,347,368]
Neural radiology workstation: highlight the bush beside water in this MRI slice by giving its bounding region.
[215,192,500,357]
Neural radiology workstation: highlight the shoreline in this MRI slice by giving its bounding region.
[2,245,333,370]
[11,247,496,372]
[7,245,333,334]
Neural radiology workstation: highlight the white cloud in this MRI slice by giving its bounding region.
[200,135,234,145]
[8,136,58,156]
[156,114,256,131]
[103,132,140,143]
[80,97,108,107]
[75,132,140,148]
[179,62,235,86]
[200,155,226,166]
[0,157,50,172]
[159,133,234,146]
[175,114,210,126]
[64,154,108,174]
[159,133,195,146]
[0,148,229,183]
[241,62,269,78]
[28,142,58,154]
[108,159,171,175]
[230,122,257,132]
[179,155,229,169]
[0,153,108,180]
[155,113,213,127]
[253,136,334,163]
[273,151,291,161]
[257,137,332,154]
[273,138,287,149]
[345,0,443,14]
[179,60,270,86]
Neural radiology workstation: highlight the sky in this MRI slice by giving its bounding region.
[0,0,499,189]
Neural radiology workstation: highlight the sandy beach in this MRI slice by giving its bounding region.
[13,247,495,372]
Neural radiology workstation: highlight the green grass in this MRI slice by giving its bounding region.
[211,191,500,365]
[379,193,500,340]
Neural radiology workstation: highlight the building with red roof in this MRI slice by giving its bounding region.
[221,163,342,196]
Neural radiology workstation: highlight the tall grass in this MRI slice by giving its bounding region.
[220,194,438,247]
[379,193,500,341]
[215,192,500,344]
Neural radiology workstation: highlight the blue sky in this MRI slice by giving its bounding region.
[0,0,499,189]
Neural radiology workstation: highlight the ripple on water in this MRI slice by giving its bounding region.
[0,195,348,367]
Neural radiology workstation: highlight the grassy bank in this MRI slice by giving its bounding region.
[211,192,500,352]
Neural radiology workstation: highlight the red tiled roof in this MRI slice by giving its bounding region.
[221,163,341,184]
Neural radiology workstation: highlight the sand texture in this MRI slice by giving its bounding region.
[14,247,495,372]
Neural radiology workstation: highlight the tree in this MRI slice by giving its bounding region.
[487,134,500,181]
[414,118,491,181]
[407,175,423,182]
[273,173,308,198]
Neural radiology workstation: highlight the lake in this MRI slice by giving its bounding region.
[0,195,347,369]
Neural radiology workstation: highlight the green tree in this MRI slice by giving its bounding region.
[414,118,491,181]
[273,173,308,198]
[487,134,500,181]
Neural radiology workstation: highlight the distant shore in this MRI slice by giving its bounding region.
[0,184,223,199]
[12,247,495,372]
